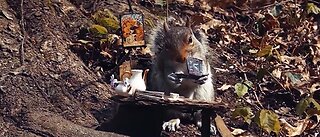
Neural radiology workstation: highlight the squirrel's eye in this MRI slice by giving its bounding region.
[188,36,193,44]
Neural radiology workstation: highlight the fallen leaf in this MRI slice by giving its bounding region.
[280,118,308,137]
[200,18,223,33]
[280,115,320,137]
[217,84,232,91]
[280,55,306,66]
[234,83,248,97]
[296,98,310,115]
[309,83,320,93]
[100,51,112,58]
[255,109,281,134]
[90,24,108,35]
[272,68,282,79]
[256,45,272,57]
[307,3,320,14]
[285,72,302,85]
[232,106,254,124]
[230,128,246,136]
[215,115,234,137]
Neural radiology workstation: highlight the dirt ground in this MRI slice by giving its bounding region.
[0,0,319,137]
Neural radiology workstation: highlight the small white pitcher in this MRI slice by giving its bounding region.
[128,69,147,93]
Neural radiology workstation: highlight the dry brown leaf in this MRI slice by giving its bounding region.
[272,68,282,79]
[217,84,232,91]
[263,14,280,31]
[190,12,213,26]
[200,18,223,33]
[280,55,306,66]
[280,118,308,137]
[215,115,234,137]
[230,127,246,136]
[280,115,320,137]
[309,83,320,93]
[100,51,112,58]
[141,46,152,55]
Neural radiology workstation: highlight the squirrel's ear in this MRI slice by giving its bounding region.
[186,17,191,28]
[163,20,170,32]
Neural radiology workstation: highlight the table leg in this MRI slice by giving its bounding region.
[201,109,210,137]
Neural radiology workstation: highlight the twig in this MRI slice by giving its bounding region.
[243,73,264,109]
[166,0,169,18]
[19,0,26,66]
[267,71,286,90]
[252,89,264,109]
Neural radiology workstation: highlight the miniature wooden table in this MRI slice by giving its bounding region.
[111,91,227,137]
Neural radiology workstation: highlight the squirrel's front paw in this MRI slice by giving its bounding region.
[196,121,217,135]
[162,118,181,132]
[168,72,183,84]
[194,75,208,85]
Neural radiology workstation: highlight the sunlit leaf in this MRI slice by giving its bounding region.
[272,68,282,79]
[154,0,165,6]
[244,80,253,88]
[92,9,120,32]
[232,107,254,124]
[89,24,108,35]
[255,109,281,134]
[234,82,248,97]
[256,45,272,57]
[99,18,120,31]
[296,98,310,115]
[309,98,320,111]
[307,3,320,14]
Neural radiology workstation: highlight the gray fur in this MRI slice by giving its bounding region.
[147,20,215,101]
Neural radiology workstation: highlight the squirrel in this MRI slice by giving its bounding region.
[147,17,215,132]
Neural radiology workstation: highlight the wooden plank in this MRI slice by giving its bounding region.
[111,91,227,109]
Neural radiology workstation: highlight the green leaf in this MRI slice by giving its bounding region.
[296,97,320,115]
[296,98,310,115]
[307,3,320,14]
[89,24,108,35]
[232,107,254,124]
[99,18,120,31]
[309,98,320,111]
[255,109,281,134]
[244,80,253,88]
[92,9,120,32]
[234,82,249,97]
[256,45,272,57]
